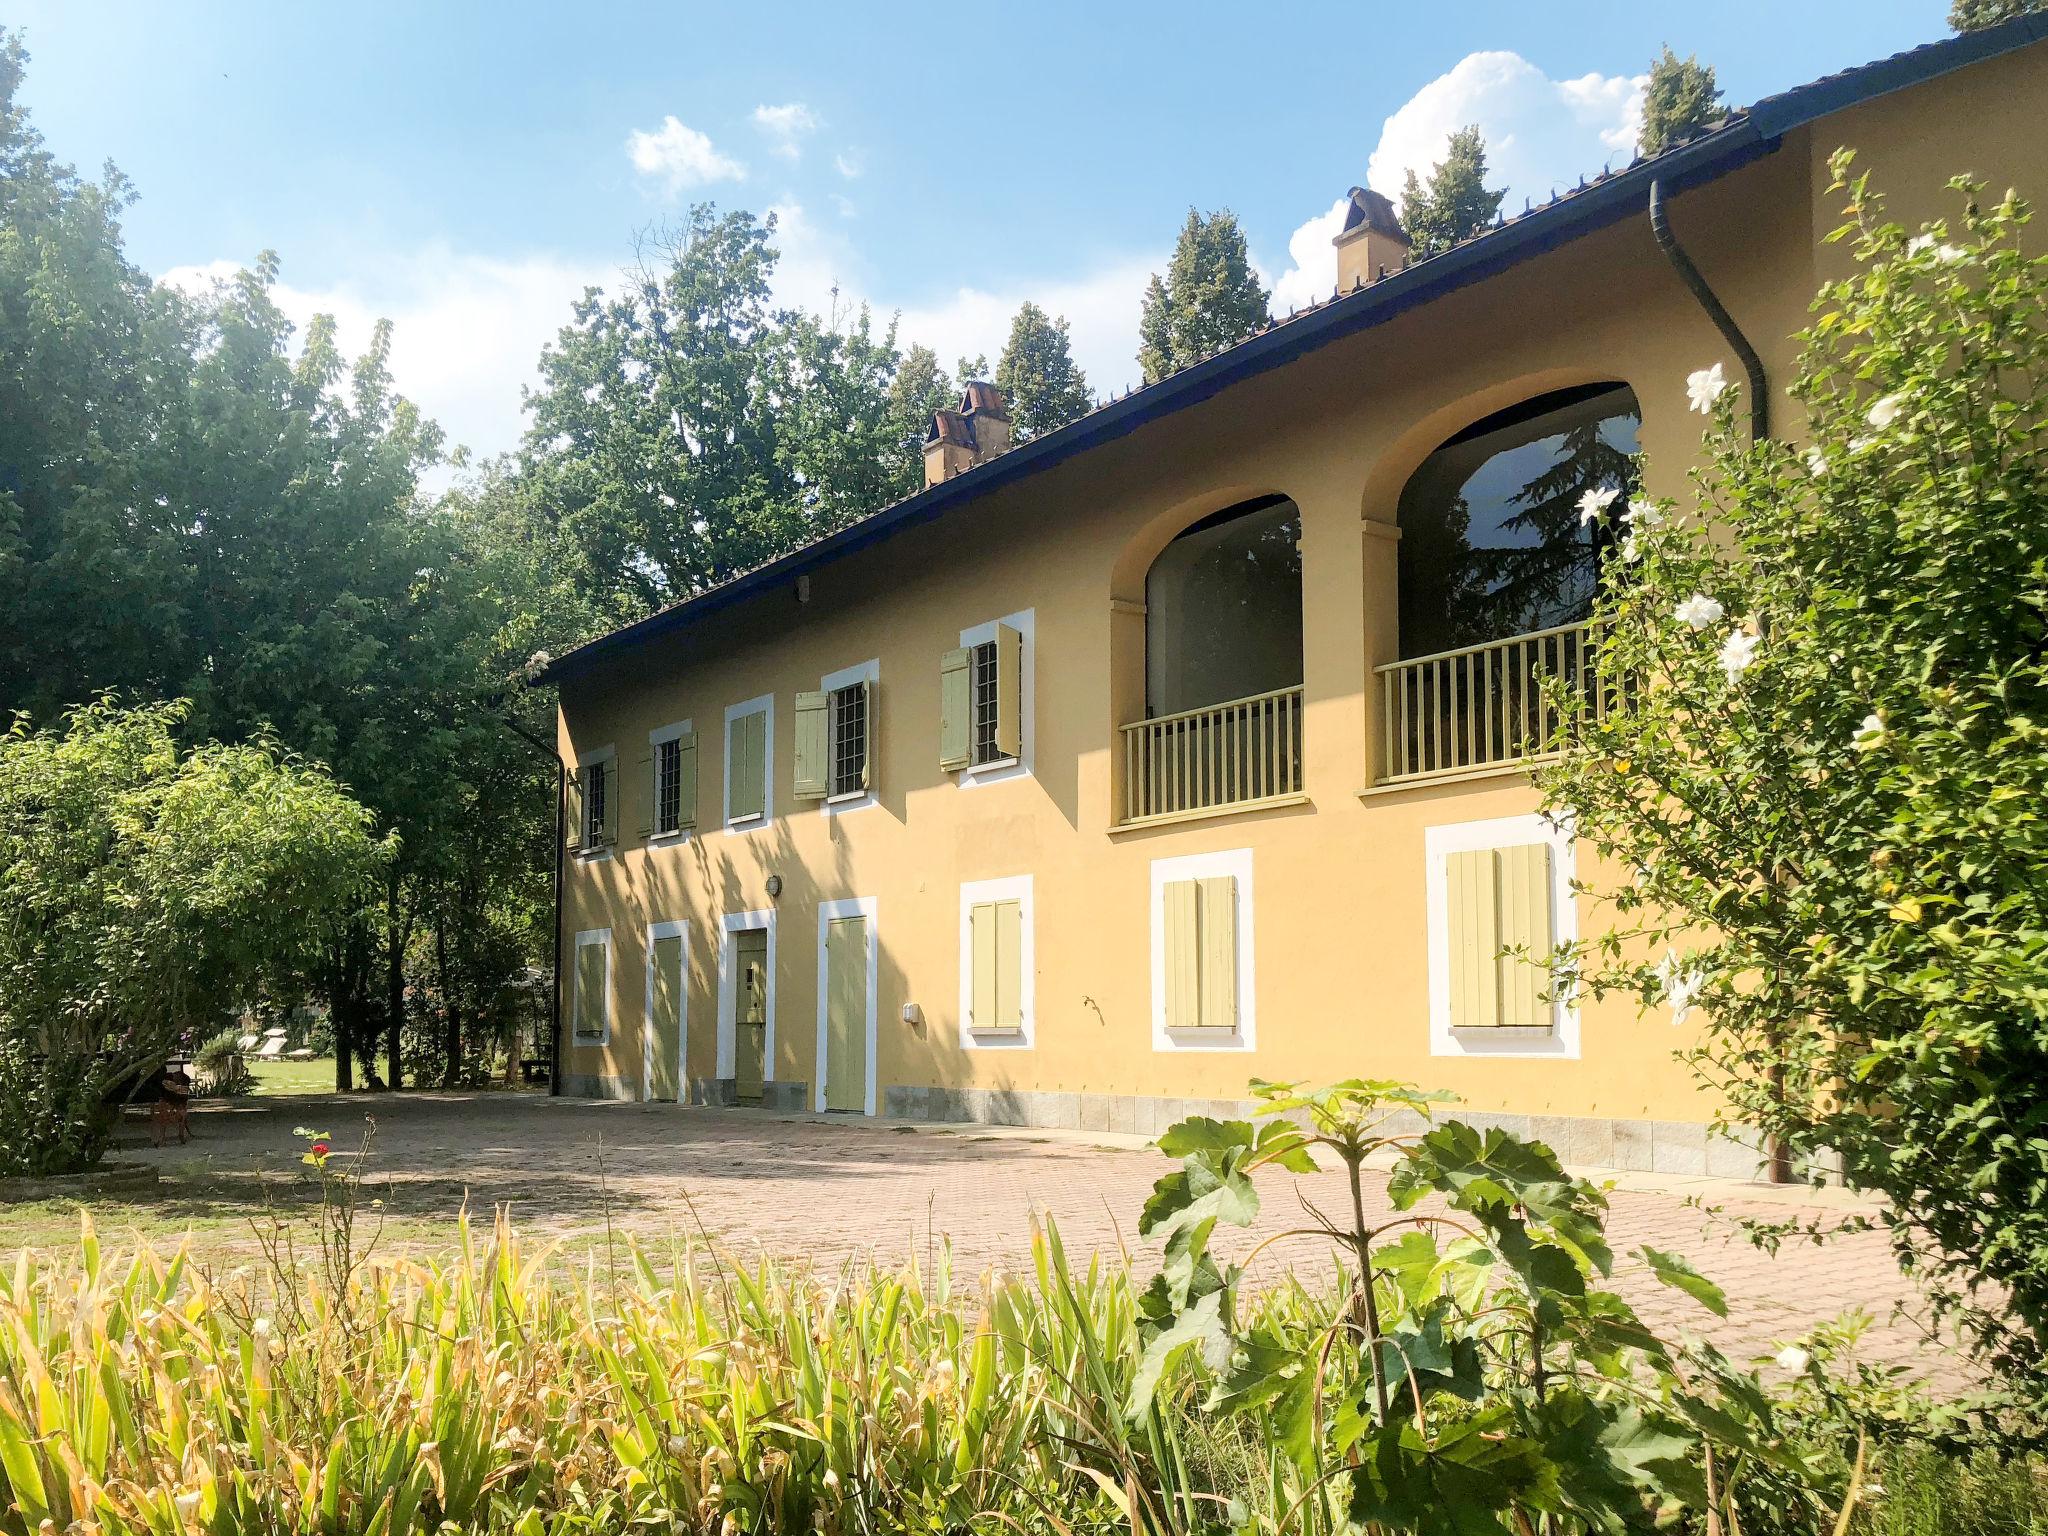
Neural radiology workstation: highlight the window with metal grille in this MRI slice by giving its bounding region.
[830,683,867,796]
[583,760,608,847]
[655,737,681,835]
[971,640,1001,764]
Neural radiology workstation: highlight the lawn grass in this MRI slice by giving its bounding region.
[244,1053,338,1095]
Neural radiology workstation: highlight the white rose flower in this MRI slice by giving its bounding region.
[1718,627,1760,682]
[1775,1344,1812,1373]
[1655,951,1708,1029]
[1674,594,1725,630]
[1623,497,1665,530]
[1866,393,1906,430]
[1852,712,1887,752]
[1686,362,1729,414]
[1577,485,1619,525]
[1805,446,1828,477]
[1907,234,1967,264]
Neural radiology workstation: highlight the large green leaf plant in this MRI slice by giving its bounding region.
[1132,1081,1839,1534]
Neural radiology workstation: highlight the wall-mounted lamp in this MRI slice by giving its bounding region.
[765,874,783,899]
[795,574,811,604]
[900,1002,925,1032]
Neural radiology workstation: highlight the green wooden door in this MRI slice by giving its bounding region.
[735,929,768,1104]
[824,916,868,1113]
[648,932,684,1102]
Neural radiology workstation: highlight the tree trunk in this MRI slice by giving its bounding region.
[436,916,462,1088]
[384,871,408,1091]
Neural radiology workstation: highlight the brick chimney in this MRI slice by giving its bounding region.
[1332,186,1409,292]
[922,381,1014,487]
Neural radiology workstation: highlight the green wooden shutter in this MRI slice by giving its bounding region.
[728,712,765,821]
[1445,849,1501,1028]
[969,898,1024,1030]
[970,901,1000,1029]
[1494,844,1555,1029]
[794,690,828,801]
[1163,879,1201,1031]
[564,768,584,851]
[598,760,618,846]
[994,624,1023,760]
[940,648,972,770]
[994,898,1022,1028]
[1196,875,1238,1031]
[674,729,698,832]
[635,750,654,839]
[856,679,873,790]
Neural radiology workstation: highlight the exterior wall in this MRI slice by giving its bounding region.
[554,44,2048,1172]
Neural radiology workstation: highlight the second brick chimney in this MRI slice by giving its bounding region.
[1332,186,1409,292]
[923,382,1013,488]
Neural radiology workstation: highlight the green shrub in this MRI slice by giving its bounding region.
[1539,157,2048,1415]
[190,1028,249,1096]
[0,698,388,1175]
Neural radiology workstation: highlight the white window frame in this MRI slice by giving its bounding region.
[642,918,689,1101]
[722,693,774,833]
[575,744,617,861]
[646,718,694,846]
[958,874,1034,1050]
[715,908,777,1083]
[819,657,879,814]
[957,608,1034,787]
[1150,848,1255,1052]
[571,926,613,1046]
[1425,812,1580,1059]
[814,895,879,1115]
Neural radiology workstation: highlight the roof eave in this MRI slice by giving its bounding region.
[538,14,2048,689]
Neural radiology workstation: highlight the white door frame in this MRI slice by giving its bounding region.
[716,908,777,1085]
[814,896,878,1115]
[642,918,689,1102]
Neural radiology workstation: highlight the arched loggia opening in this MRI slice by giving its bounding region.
[1123,495,1305,823]
[1380,383,1639,781]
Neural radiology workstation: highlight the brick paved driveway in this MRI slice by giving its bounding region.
[105,1091,1947,1382]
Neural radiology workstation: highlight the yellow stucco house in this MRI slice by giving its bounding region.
[539,21,2048,1176]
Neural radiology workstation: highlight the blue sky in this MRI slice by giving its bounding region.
[13,1,1945,466]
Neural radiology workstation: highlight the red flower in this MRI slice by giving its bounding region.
[310,1139,331,1158]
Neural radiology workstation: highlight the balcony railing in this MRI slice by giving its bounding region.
[1375,620,1606,785]
[1120,684,1304,826]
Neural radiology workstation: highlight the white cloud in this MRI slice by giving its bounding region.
[1266,51,1646,315]
[1268,196,1350,317]
[833,150,863,179]
[759,198,1155,399]
[894,258,1158,399]
[626,116,745,192]
[160,248,612,484]
[1366,51,1645,212]
[752,102,818,161]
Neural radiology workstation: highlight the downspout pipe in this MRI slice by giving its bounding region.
[1650,177,1769,441]
[1650,177,1789,1184]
